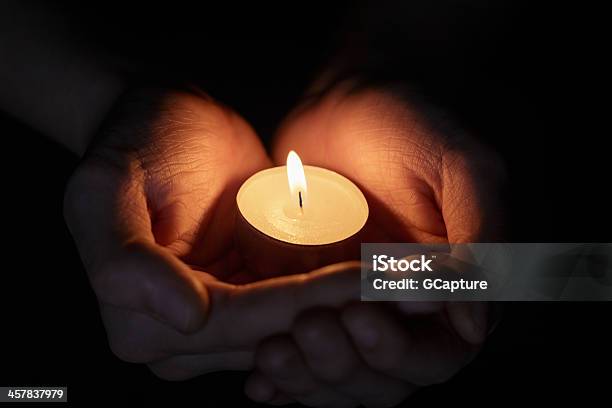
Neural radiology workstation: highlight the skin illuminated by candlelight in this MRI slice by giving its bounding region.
[2,4,506,407]
[246,81,504,406]
[60,86,498,408]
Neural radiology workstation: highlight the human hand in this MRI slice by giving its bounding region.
[246,302,484,407]
[64,88,371,379]
[244,81,504,406]
[272,81,505,244]
[62,87,272,373]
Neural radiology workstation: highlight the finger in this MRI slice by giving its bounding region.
[341,303,477,386]
[293,310,415,407]
[64,163,209,333]
[94,262,362,356]
[255,336,354,407]
[98,303,223,363]
[102,302,258,367]
[208,262,363,348]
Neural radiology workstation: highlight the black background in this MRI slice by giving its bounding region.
[0,1,609,406]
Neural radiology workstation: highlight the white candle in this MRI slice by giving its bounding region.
[237,151,369,246]
[235,151,369,278]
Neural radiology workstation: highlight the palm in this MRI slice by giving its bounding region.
[150,142,270,281]
[87,88,271,282]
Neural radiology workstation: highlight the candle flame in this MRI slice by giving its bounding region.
[287,150,307,210]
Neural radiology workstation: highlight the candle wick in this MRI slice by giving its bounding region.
[299,191,303,209]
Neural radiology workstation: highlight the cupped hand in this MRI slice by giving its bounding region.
[64,88,366,378]
[63,87,269,373]
[272,80,505,244]
[244,81,505,406]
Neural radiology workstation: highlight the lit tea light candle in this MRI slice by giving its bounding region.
[236,151,369,277]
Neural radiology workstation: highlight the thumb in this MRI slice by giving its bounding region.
[64,162,209,333]
[92,241,209,334]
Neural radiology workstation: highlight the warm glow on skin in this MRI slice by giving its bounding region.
[64,85,501,405]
